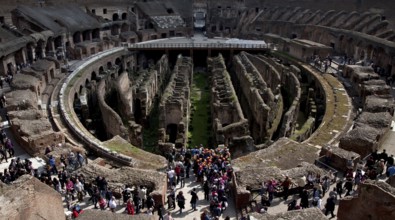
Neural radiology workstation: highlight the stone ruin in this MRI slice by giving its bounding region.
[337,180,395,220]
[232,138,322,209]
[78,209,155,220]
[250,207,327,220]
[158,55,193,150]
[232,51,281,144]
[3,59,81,157]
[339,65,394,158]
[0,175,64,220]
[208,54,252,156]
[93,55,170,148]
[75,163,167,207]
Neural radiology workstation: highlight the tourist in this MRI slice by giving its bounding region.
[146,195,155,212]
[75,179,84,202]
[190,188,198,211]
[387,164,395,177]
[203,180,210,201]
[126,198,135,215]
[325,196,336,218]
[300,189,309,209]
[329,188,338,202]
[336,180,343,198]
[281,176,292,200]
[133,191,141,214]
[344,178,353,196]
[109,196,117,212]
[157,204,164,220]
[164,211,173,220]
[99,196,107,210]
[176,191,185,214]
[139,185,147,209]
[167,168,175,188]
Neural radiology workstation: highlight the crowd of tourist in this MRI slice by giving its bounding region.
[165,146,233,220]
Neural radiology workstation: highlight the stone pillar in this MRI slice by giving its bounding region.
[30,44,36,61]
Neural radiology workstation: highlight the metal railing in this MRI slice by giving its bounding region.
[128,42,268,49]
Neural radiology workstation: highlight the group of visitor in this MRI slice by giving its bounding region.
[166,146,233,220]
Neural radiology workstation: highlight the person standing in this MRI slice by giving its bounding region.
[281,176,292,200]
[203,181,210,201]
[176,191,185,214]
[139,186,147,209]
[336,180,343,198]
[190,188,198,211]
[325,196,336,218]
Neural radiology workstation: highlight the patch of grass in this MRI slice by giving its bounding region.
[142,99,160,153]
[188,72,211,148]
[104,138,142,157]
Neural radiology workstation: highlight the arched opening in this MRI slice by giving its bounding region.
[45,37,54,54]
[92,28,100,40]
[113,13,119,21]
[121,23,129,32]
[291,33,297,39]
[121,13,127,20]
[166,124,178,143]
[35,39,45,59]
[133,98,142,124]
[79,85,83,94]
[73,32,82,44]
[54,36,62,49]
[91,71,97,81]
[107,61,112,69]
[111,24,120,35]
[115,58,123,73]
[82,30,91,41]
[99,66,104,73]
[85,79,90,87]
[147,23,154,29]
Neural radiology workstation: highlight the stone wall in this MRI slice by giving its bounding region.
[158,55,192,148]
[338,180,395,220]
[232,52,274,143]
[0,175,64,220]
[208,54,250,149]
[77,163,167,207]
[97,75,129,140]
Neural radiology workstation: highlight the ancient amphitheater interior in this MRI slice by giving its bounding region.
[1,0,395,219]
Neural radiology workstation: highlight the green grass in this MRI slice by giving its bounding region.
[188,72,211,148]
[142,99,160,153]
[104,137,141,156]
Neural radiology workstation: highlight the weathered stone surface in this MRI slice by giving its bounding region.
[76,163,167,206]
[0,175,64,220]
[354,111,392,130]
[338,180,395,220]
[233,138,320,171]
[8,109,44,121]
[11,73,40,92]
[339,125,380,158]
[364,95,394,114]
[103,135,167,170]
[250,207,327,220]
[78,209,155,220]
[235,162,326,191]
[4,89,38,111]
[319,146,360,172]
[388,175,395,188]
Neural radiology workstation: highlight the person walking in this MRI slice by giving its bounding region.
[325,196,336,218]
[176,191,185,214]
[190,188,198,211]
